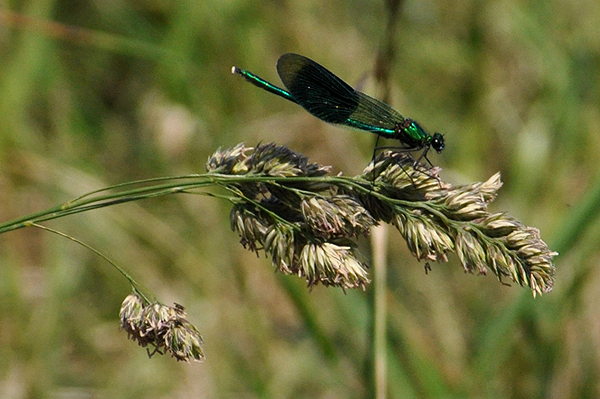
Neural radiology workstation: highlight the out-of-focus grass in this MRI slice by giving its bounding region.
[0,0,599,397]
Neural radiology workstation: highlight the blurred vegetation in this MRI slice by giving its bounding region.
[0,0,599,398]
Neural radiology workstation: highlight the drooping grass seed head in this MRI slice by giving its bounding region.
[119,296,205,362]
[299,242,369,290]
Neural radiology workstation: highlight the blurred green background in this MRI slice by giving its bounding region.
[1,0,599,397]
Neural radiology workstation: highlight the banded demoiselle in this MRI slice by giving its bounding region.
[232,53,445,165]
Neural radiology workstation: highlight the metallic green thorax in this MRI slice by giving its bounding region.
[232,53,445,155]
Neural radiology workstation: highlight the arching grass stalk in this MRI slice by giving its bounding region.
[0,142,556,296]
[26,222,150,301]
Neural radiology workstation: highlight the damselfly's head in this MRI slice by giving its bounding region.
[431,133,445,153]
